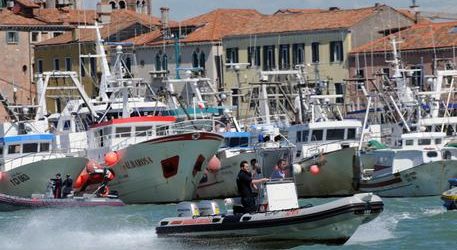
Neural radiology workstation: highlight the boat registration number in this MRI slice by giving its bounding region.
[9,173,30,186]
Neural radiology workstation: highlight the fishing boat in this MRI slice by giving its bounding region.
[441,178,457,210]
[0,120,88,198]
[156,180,383,245]
[360,132,457,196]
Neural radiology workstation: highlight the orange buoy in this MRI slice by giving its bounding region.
[104,152,119,167]
[197,102,205,109]
[310,165,320,175]
[86,160,101,173]
[207,156,221,173]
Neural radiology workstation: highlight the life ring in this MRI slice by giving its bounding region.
[192,132,201,140]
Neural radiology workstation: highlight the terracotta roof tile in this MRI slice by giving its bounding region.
[16,0,40,8]
[351,21,457,53]
[0,9,46,26]
[227,6,388,37]
[37,9,161,45]
[127,9,263,46]
[33,8,98,25]
[273,8,325,15]
[124,29,162,45]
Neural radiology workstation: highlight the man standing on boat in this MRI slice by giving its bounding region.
[62,174,73,198]
[51,173,62,199]
[237,161,269,213]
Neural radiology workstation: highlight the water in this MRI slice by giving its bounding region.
[0,197,455,250]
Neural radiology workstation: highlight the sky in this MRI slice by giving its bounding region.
[83,0,457,21]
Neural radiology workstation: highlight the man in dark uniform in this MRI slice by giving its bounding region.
[236,160,269,213]
[51,173,63,199]
[62,174,73,198]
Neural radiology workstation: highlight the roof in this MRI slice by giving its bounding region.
[226,5,392,37]
[37,9,161,45]
[15,0,40,8]
[351,21,457,53]
[273,8,325,15]
[90,116,176,129]
[33,8,98,25]
[126,8,263,46]
[0,134,54,144]
[0,9,46,26]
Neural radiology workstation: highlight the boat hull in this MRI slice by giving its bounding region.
[0,193,124,211]
[0,157,88,197]
[195,146,293,200]
[360,161,457,197]
[156,193,383,244]
[108,132,223,204]
[294,147,358,197]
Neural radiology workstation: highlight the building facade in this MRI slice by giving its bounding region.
[34,9,161,113]
[347,21,457,113]
[221,4,414,116]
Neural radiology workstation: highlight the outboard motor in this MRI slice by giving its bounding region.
[176,202,200,217]
[198,200,220,216]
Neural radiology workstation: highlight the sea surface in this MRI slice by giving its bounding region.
[0,197,455,250]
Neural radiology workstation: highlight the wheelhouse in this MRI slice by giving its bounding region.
[0,134,54,159]
[289,120,362,145]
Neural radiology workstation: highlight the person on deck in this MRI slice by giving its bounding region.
[62,174,73,198]
[270,159,287,180]
[236,160,269,213]
[51,173,62,199]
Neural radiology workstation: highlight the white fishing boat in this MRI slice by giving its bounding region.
[0,121,88,197]
[360,132,457,196]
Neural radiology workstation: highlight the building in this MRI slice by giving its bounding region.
[125,8,263,89]
[221,4,415,116]
[347,21,457,113]
[34,8,161,113]
[103,0,152,15]
[0,0,96,121]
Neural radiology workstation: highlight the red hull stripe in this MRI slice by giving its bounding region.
[142,132,223,144]
[91,116,177,128]
[360,177,403,188]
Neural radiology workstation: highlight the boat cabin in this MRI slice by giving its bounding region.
[221,132,251,148]
[0,134,53,158]
[288,120,362,145]
[400,132,446,150]
[88,116,177,150]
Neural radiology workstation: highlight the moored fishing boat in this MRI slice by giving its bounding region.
[157,180,383,245]
[360,132,457,196]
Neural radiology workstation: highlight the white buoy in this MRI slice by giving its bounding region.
[293,163,303,174]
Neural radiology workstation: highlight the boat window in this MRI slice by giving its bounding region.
[0,146,3,155]
[296,131,302,142]
[115,127,131,138]
[157,126,169,136]
[40,143,50,152]
[405,140,414,146]
[226,137,249,147]
[103,127,112,137]
[8,144,21,154]
[418,139,431,145]
[23,143,38,153]
[326,129,345,140]
[426,151,438,158]
[443,150,452,160]
[302,130,309,142]
[435,139,442,145]
[136,126,152,136]
[347,128,356,140]
[311,130,323,141]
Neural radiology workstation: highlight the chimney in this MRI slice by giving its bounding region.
[409,0,420,23]
[72,28,80,41]
[148,0,153,16]
[374,2,381,7]
[160,7,169,31]
[328,7,340,11]
[97,2,112,24]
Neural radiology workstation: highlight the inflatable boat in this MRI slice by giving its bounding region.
[441,178,457,210]
[156,180,383,245]
[0,193,124,211]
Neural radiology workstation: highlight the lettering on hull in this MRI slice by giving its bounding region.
[122,157,154,170]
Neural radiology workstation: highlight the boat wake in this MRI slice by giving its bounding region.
[0,208,157,250]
